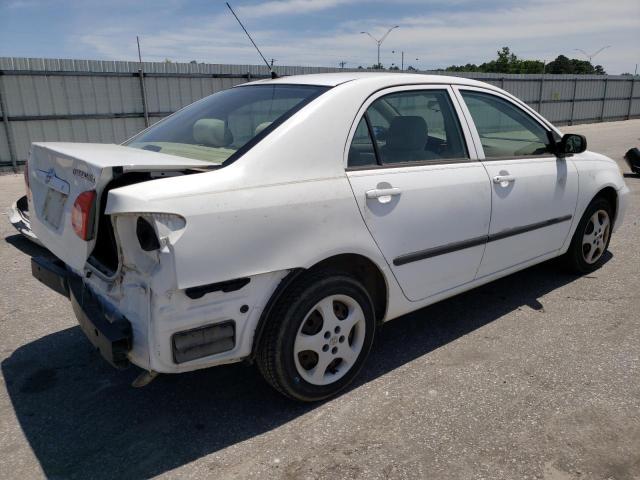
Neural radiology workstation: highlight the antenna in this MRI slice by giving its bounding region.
[226,2,278,78]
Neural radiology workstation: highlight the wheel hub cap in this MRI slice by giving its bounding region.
[293,294,365,386]
[581,209,610,264]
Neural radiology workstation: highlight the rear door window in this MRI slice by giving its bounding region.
[365,90,468,164]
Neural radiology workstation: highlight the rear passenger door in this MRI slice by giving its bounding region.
[454,87,578,277]
[346,86,492,302]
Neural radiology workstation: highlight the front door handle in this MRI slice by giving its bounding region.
[493,175,516,185]
[366,187,401,203]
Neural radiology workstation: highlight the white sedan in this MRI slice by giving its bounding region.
[27,73,629,401]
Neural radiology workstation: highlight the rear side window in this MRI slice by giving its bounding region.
[349,89,468,166]
[460,90,551,158]
[348,117,377,167]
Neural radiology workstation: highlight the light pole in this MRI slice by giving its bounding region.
[574,46,611,64]
[361,26,399,68]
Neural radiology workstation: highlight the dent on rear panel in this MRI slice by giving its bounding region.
[112,213,290,372]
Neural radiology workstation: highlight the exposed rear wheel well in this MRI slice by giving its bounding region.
[251,254,388,360]
[307,254,388,324]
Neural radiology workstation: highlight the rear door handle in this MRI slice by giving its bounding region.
[366,187,401,203]
[493,175,516,185]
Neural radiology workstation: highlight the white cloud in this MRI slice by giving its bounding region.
[75,0,640,73]
[235,0,351,18]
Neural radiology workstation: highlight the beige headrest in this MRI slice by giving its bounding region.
[193,118,232,147]
[254,121,273,135]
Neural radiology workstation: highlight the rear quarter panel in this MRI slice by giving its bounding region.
[132,176,389,290]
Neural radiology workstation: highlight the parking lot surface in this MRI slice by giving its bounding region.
[1,120,639,480]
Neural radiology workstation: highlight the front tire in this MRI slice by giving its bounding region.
[564,197,613,274]
[256,271,376,402]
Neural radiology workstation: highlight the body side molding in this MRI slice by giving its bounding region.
[393,215,572,266]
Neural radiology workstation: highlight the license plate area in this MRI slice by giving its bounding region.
[42,188,67,229]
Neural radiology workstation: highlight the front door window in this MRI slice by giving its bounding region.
[460,91,551,158]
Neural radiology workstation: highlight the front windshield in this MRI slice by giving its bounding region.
[126,84,329,164]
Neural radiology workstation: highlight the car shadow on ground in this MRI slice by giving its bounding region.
[1,236,610,479]
[5,233,50,257]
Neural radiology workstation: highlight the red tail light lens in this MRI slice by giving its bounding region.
[71,190,97,240]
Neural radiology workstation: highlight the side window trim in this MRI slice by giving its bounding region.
[363,112,383,166]
[344,84,480,171]
[452,86,557,161]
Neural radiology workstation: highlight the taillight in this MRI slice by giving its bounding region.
[71,190,97,240]
[24,159,31,200]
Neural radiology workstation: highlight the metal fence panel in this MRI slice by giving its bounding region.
[604,99,630,119]
[1,56,638,167]
[0,125,9,162]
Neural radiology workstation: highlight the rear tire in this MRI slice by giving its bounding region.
[563,197,613,274]
[256,270,376,402]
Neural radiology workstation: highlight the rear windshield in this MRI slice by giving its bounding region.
[125,84,329,164]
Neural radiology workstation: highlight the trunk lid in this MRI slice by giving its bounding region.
[29,142,211,271]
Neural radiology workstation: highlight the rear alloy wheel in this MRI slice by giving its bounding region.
[257,272,376,402]
[564,197,613,273]
[294,294,366,386]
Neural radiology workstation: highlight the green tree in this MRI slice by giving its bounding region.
[444,48,604,74]
[545,55,605,74]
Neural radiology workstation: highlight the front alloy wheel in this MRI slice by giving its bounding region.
[581,209,610,264]
[564,197,613,273]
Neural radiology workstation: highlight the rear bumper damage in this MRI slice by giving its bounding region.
[31,254,289,375]
[31,256,132,369]
[8,195,43,246]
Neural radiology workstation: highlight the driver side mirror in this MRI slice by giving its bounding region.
[556,133,587,157]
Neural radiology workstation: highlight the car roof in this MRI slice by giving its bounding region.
[244,71,491,89]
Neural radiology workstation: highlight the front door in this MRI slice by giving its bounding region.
[455,88,578,278]
[346,86,491,301]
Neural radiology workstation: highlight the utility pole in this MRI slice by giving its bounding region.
[136,36,149,128]
[361,26,399,68]
[338,61,347,69]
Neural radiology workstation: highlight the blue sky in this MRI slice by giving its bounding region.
[1,0,638,73]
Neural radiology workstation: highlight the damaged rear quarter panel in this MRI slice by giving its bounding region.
[111,214,295,372]
[105,175,390,372]
[107,174,386,292]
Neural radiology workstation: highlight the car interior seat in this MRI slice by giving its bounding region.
[193,118,233,147]
[380,116,430,163]
[254,121,273,135]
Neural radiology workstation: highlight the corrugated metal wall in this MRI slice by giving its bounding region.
[1,57,638,167]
